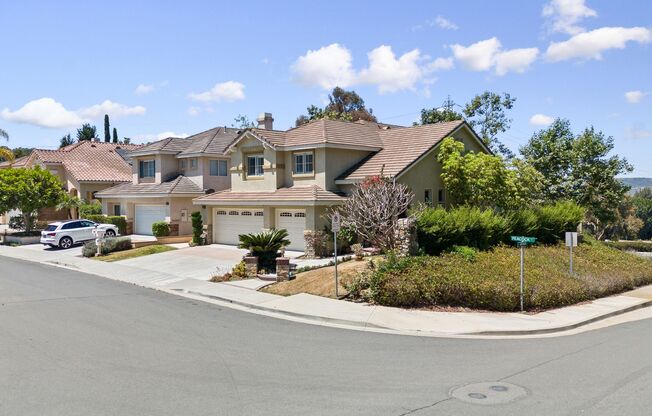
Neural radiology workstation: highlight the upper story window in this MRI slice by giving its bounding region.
[294,152,314,175]
[190,158,197,169]
[247,155,264,177]
[210,159,228,177]
[179,159,187,170]
[139,160,155,178]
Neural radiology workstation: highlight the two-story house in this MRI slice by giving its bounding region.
[193,113,489,251]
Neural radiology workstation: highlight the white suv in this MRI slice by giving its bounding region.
[40,220,120,249]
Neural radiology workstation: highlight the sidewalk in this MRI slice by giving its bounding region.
[2,244,652,337]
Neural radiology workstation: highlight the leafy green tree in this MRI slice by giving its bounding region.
[296,87,377,126]
[55,194,84,219]
[417,96,464,125]
[104,114,111,142]
[0,128,13,163]
[0,128,8,140]
[232,114,255,129]
[0,167,65,232]
[602,195,644,240]
[112,127,118,143]
[76,123,98,141]
[463,91,516,157]
[10,147,32,158]
[437,137,543,210]
[191,211,203,245]
[60,133,74,148]
[633,188,652,239]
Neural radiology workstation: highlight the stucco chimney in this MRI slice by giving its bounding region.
[256,112,274,130]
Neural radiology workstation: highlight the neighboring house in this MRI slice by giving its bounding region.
[95,127,240,236]
[192,113,489,251]
[0,140,139,224]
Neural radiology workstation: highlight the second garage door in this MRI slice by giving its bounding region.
[276,209,306,251]
[214,209,264,246]
[135,205,167,235]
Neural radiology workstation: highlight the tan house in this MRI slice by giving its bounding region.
[193,114,489,251]
[0,140,139,224]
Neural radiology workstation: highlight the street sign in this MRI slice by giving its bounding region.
[510,236,536,245]
[331,213,341,297]
[565,232,578,247]
[331,213,341,233]
[510,236,536,312]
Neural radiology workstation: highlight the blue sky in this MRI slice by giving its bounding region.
[1,0,651,176]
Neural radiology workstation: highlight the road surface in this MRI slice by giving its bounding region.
[1,256,651,415]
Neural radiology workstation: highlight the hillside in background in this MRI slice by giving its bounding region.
[620,177,652,194]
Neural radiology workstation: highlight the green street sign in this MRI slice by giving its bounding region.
[510,236,537,244]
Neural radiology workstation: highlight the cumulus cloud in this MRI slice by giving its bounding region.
[434,15,459,30]
[188,81,246,102]
[0,97,145,129]
[292,43,356,89]
[357,46,424,93]
[135,83,155,95]
[545,26,652,61]
[450,37,539,75]
[625,90,647,104]
[428,57,455,71]
[529,113,555,126]
[542,0,597,35]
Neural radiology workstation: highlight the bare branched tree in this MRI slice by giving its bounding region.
[338,175,414,252]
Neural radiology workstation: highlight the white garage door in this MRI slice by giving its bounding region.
[135,205,167,235]
[214,208,264,246]
[276,209,306,251]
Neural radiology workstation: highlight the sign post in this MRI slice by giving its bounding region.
[510,236,537,312]
[331,213,341,298]
[565,232,578,275]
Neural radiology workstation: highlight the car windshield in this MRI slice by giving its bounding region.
[44,225,58,231]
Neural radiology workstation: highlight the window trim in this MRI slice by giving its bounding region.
[113,204,121,216]
[424,188,433,206]
[293,151,314,176]
[438,189,446,206]
[139,159,155,178]
[209,159,228,177]
[246,154,264,177]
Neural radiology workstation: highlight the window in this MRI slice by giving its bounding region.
[216,210,227,215]
[279,212,293,217]
[241,211,252,216]
[62,221,81,230]
[139,160,155,178]
[228,211,239,215]
[254,211,263,217]
[210,159,228,176]
[247,155,264,176]
[190,158,197,169]
[179,160,187,170]
[438,189,446,205]
[424,189,433,206]
[80,221,95,227]
[294,152,314,174]
[113,204,121,216]
[294,212,306,218]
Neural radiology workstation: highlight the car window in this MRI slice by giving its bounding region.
[61,221,80,230]
[44,225,58,231]
[80,221,96,227]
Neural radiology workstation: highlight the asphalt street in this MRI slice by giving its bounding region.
[2,255,652,415]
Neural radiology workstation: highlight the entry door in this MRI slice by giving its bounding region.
[135,205,167,235]
[276,209,306,251]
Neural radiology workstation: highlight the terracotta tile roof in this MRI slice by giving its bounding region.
[0,141,141,182]
[132,127,240,156]
[0,155,29,168]
[337,120,465,181]
[195,185,346,204]
[95,175,204,197]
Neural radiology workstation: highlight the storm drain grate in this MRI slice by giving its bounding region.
[450,382,527,405]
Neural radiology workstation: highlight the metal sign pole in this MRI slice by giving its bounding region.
[570,243,573,275]
[520,243,524,312]
[334,230,338,298]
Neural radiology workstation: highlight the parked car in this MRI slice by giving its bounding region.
[40,219,119,249]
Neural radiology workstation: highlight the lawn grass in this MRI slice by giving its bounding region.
[262,257,381,298]
[91,245,176,262]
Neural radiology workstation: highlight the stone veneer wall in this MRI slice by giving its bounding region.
[395,218,418,256]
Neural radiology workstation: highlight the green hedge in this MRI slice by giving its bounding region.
[84,214,127,235]
[79,202,102,218]
[151,221,169,237]
[82,236,132,257]
[604,240,652,252]
[415,201,585,254]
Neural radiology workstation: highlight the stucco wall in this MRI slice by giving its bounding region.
[230,136,279,192]
[200,156,231,192]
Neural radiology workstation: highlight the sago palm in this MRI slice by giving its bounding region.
[238,228,291,273]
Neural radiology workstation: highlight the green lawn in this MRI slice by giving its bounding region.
[91,245,176,262]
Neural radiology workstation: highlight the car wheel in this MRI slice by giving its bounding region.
[59,236,73,249]
[105,229,116,237]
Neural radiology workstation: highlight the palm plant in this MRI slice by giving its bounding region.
[56,195,85,219]
[0,127,14,163]
[238,228,290,272]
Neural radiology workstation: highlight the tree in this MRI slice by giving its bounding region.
[602,196,644,240]
[232,114,255,129]
[55,194,84,219]
[437,137,543,210]
[104,114,111,142]
[0,167,65,232]
[417,96,464,125]
[76,123,98,141]
[0,128,14,163]
[191,211,203,245]
[11,147,32,158]
[633,188,652,239]
[521,119,633,238]
[339,175,414,252]
[295,87,377,126]
[112,127,118,143]
[0,128,8,140]
[60,133,74,148]
[463,91,516,157]
[122,137,131,144]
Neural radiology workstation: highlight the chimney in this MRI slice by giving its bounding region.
[256,112,274,130]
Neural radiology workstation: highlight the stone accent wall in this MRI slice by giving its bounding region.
[303,230,329,259]
[395,218,418,257]
[203,224,212,244]
[126,221,134,236]
[168,222,179,236]
[244,256,258,278]
[276,257,290,282]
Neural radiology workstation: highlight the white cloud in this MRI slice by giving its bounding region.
[0,97,84,128]
[358,46,424,93]
[292,43,356,89]
[545,26,652,61]
[529,113,555,126]
[77,100,146,119]
[542,0,597,35]
[434,15,459,30]
[428,57,455,71]
[0,98,145,129]
[188,81,246,102]
[135,83,155,95]
[187,106,201,116]
[625,90,647,104]
[450,37,539,75]
[625,125,652,139]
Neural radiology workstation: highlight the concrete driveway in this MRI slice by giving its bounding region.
[17,242,85,258]
[114,244,249,281]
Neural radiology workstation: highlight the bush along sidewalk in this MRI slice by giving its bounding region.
[84,215,128,235]
[83,236,132,257]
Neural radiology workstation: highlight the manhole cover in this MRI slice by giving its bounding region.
[450,382,527,405]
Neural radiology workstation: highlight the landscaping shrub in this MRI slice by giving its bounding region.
[238,229,290,273]
[83,214,127,235]
[151,221,170,237]
[82,236,132,257]
[9,215,25,231]
[533,201,585,244]
[191,211,203,245]
[79,201,102,217]
[604,240,652,252]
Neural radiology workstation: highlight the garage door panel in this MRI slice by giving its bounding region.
[135,205,167,235]
[276,209,306,251]
[214,209,264,246]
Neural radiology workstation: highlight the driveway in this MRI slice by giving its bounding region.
[17,242,85,258]
[114,244,249,280]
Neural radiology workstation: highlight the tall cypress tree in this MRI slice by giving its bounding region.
[112,127,118,143]
[104,114,111,142]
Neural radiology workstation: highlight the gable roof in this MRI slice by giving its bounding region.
[336,120,467,181]
[194,185,346,206]
[0,141,141,183]
[130,127,240,157]
[95,175,204,197]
